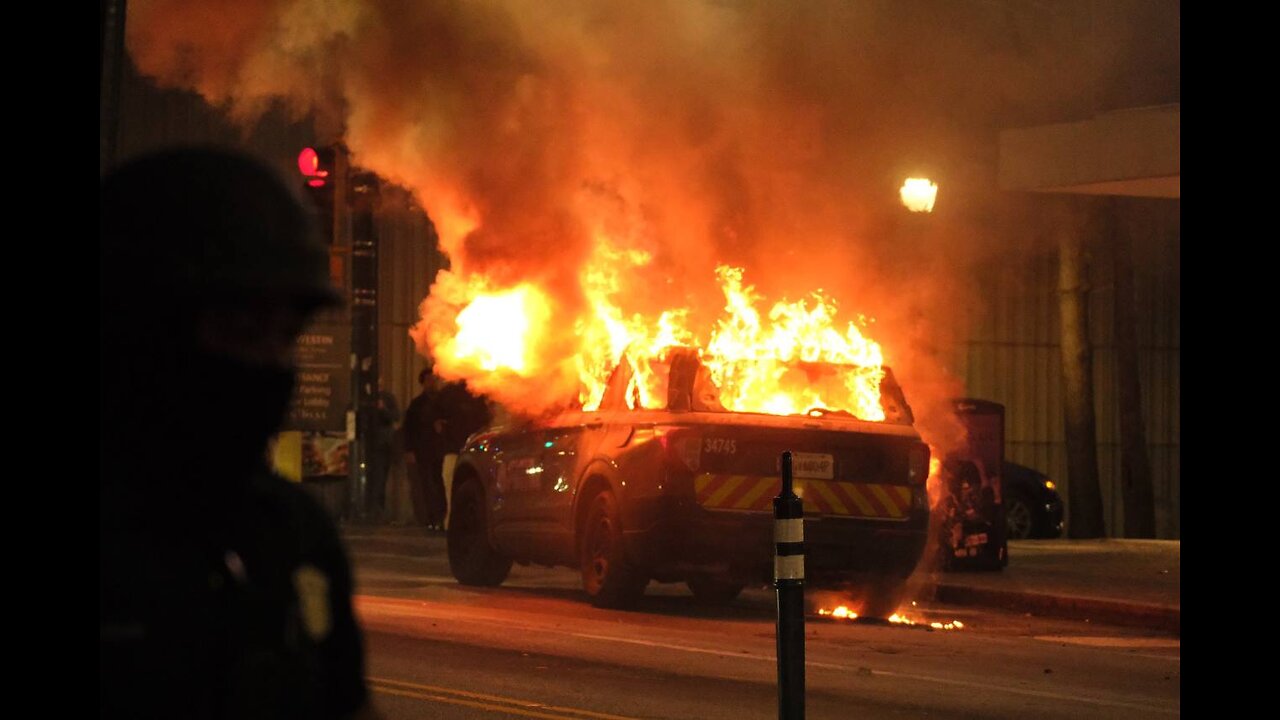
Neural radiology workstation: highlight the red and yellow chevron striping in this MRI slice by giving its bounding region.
[694,473,912,519]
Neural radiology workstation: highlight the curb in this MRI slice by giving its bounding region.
[342,527,1181,634]
[930,583,1179,634]
[343,531,444,557]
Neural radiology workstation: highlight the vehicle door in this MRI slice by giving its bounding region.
[525,412,603,558]
[489,423,550,532]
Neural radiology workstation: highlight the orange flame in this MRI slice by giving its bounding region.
[817,605,859,620]
[704,266,885,419]
[433,261,889,420]
[574,241,694,411]
[452,284,551,374]
[926,454,944,506]
[817,605,965,630]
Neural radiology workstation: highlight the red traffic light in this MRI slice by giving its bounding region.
[297,147,331,178]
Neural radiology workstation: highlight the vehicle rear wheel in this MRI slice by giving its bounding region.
[447,479,512,587]
[579,489,647,608]
[686,575,746,605]
[1004,493,1035,540]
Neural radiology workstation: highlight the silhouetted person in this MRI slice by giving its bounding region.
[402,368,444,527]
[100,147,377,719]
[402,369,491,529]
[365,379,401,521]
[429,379,493,526]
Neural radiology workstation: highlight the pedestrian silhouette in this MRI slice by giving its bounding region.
[402,367,491,529]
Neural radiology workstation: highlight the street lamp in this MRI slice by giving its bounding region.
[899,177,938,213]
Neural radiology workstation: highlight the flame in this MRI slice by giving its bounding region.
[438,262,888,420]
[574,241,694,411]
[818,605,965,630]
[926,454,944,507]
[817,605,859,619]
[452,284,551,374]
[704,266,885,420]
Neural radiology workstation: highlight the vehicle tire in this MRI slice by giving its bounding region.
[579,489,647,609]
[447,479,512,587]
[686,575,746,605]
[1004,492,1035,540]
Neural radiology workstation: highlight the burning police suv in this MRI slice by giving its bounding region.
[446,346,931,612]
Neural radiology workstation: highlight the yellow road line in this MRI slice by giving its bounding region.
[371,684,576,719]
[368,677,637,720]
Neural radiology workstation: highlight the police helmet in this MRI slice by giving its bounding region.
[100,146,342,309]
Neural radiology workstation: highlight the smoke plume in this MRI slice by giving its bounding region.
[126,0,1118,453]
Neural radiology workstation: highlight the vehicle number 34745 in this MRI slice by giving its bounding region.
[704,438,737,454]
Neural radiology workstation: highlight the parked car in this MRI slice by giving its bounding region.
[446,348,931,615]
[1001,461,1064,539]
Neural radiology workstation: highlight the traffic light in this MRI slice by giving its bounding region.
[298,146,337,245]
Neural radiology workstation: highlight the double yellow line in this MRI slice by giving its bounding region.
[367,677,637,720]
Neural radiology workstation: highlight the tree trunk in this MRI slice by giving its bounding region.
[1110,199,1157,537]
[1057,198,1106,538]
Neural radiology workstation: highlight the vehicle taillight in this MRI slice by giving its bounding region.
[657,428,701,472]
[907,444,929,485]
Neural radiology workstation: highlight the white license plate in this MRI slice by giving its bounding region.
[791,452,834,480]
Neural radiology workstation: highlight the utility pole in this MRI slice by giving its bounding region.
[351,168,382,520]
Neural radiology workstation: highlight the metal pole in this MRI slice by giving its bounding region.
[775,451,805,720]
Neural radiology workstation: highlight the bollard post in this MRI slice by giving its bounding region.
[774,450,805,720]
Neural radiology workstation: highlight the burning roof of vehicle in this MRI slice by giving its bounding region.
[420,262,902,424]
[594,343,913,425]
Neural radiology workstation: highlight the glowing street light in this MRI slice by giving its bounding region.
[899,177,938,213]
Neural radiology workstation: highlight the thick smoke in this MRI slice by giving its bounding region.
[126,0,1115,453]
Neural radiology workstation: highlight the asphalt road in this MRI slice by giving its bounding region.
[346,530,1180,720]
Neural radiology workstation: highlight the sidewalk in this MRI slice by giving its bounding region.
[341,524,1180,633]
[928,539,1180,633]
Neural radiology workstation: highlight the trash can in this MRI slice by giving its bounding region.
[939,398,1007,571]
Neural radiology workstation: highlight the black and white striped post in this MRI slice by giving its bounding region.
[774,450,805,720]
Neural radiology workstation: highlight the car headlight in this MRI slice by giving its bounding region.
[1043,479,1056,491]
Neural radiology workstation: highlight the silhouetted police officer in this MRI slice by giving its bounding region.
[100,147,376,719]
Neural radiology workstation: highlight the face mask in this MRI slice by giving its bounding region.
[102,349,299,522]
[183,352,298,478]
